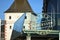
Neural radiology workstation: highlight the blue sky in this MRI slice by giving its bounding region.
[0,0,43,20]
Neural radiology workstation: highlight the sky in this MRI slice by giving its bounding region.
[0,0,43,20]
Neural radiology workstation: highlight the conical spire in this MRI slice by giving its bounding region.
[5,0,33,13]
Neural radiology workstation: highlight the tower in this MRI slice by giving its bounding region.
[4,0,33,40]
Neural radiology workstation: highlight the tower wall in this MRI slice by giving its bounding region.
[5,13,24,40]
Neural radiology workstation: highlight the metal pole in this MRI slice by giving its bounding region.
[26,34,31,40]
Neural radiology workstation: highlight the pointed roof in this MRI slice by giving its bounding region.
[5,0,33,13]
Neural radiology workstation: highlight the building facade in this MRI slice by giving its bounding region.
[4,0,59,40]
[5,13,24,40]
[0,19,6,40]
[23,13,37,30]
[42,0,60,30]
[4,0,34,40]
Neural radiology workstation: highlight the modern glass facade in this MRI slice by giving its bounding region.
[42,0,60,30]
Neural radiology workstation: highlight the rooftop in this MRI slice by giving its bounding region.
[5,0,33,13]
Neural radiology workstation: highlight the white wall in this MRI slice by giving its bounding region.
[5,12,37,40]
[24,13,37,30]
[24,13,31,30]
[5,13,24,40]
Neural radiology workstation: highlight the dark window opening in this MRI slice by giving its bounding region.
[9,16,11,19]
[25,16,27,19]
[10,26,12,29]
[45,15,47,17]
[1,25,5,40]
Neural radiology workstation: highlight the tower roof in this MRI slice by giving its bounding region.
[5,0,33,13]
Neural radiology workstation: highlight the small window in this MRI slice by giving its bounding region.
[25,16,27,19]
[9,16,11,19]
[10,26,12,29]
[45,15,47,17]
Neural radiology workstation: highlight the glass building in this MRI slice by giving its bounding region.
[42,0,60,30]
